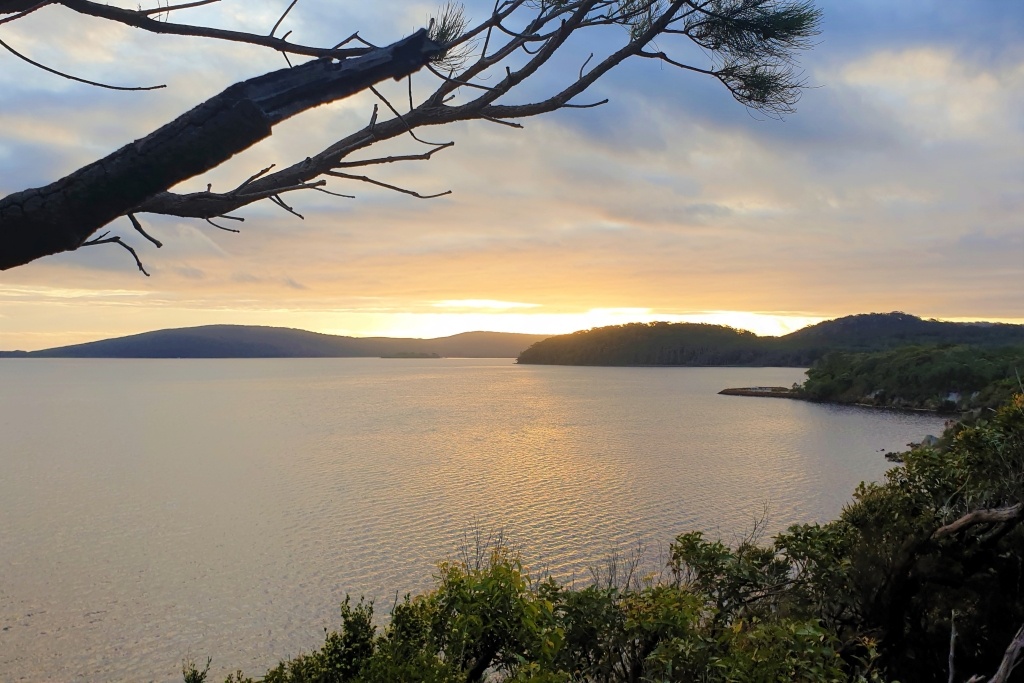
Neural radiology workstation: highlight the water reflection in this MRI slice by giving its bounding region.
[0,359,948,681]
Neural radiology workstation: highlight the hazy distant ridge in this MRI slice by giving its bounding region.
[0,326,550,359]
[516,313,1024,366]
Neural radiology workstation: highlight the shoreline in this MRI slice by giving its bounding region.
[718,386,954,415]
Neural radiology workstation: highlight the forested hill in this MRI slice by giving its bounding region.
[516,313,1024,366]
[783,311,1024,350]
[516,322,795,366]
[0,326,549,359]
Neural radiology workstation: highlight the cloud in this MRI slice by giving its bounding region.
[2,1,1022,349]
[432,300,541,310]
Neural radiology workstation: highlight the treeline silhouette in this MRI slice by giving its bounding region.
[517,313,1024,367]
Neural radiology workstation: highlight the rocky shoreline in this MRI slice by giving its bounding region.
[718,386,801,399]
[719,386,956,416]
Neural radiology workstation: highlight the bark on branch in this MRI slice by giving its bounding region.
[932,504,1024,540]
[0,30,439,270]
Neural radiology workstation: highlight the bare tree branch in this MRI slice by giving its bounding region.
[1,0,822,273]
[0,30,439,270]
[932,504,1024,540]
[50,0,370,60]
[965,623,1024,683]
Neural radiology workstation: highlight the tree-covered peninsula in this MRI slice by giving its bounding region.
[800,345,1024,412]
[197,395,1024,683]
[516,321,793,367]
[516,313,1024,367]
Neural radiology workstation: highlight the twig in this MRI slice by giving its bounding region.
[332,142,453,168]
[234,180,326,200]
[481,115,523,128]
[326,171,451,199]
[81,233,150,275]
[561,98,609,108]
[205,217,240,232]
[236,165,276,191]
[138,0,221,16]
[579,52,593,80]
[127,213,162,248]
[333,33,377,50]
[269,0,299,38]
[368,85,452,147]
[268,194,304,219]
[312,187,354,199]
[0,37,165,90]
[425,63,496,91]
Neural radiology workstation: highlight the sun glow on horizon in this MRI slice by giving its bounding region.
[323,309,827,340]
[431,299,542,310]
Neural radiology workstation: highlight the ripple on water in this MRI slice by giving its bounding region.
[0,360,948,681]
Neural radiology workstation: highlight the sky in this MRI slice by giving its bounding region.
[0,0,1022,350]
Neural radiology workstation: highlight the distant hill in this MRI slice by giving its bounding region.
[781,312,1024,351]
[0,326,550,359]
[516,313,1024,366]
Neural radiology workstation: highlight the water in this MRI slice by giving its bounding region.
[0,359,949,682]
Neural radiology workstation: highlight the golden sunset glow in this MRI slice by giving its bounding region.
[332,309,827,340]
[0,3,1020,352]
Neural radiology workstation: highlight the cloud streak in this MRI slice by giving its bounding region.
[1,1,1021,350]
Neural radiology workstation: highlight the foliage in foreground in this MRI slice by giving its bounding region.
[211,396,1024,683]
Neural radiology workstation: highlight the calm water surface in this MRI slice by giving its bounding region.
[0,359,949,681]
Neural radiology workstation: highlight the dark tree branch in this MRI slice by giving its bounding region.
[966,623,1024,683]
[990,624,1024,683]
[1,0,821,273]
[0,30,439,270]
[932,504,1024,540]
[51,0,370,60]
